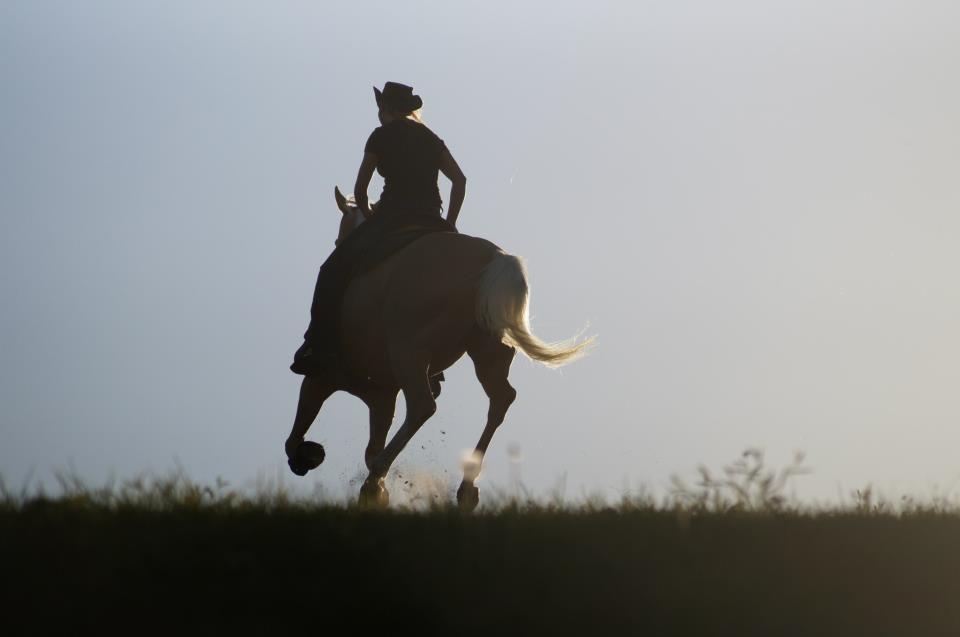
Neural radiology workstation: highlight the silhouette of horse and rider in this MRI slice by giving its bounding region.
[286,82,593,509]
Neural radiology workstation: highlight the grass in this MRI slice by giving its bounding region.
[4,452,960,635]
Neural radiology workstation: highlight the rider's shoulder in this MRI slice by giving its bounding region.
[370,119,408,138]
[369,119,443,152]
[414,121,443,143]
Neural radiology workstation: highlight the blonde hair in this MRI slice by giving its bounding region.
[381,106,423,124]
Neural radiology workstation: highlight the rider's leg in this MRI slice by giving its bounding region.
[296,215,389,370]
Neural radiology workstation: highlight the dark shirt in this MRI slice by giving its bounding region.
[364,118,446,215]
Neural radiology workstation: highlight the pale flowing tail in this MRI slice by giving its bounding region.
[475,252,595,367]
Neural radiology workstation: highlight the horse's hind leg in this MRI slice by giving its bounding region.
[360,348,437,506]
[458,338,517,512]
[285,375,336,475]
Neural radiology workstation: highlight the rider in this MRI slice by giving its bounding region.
[291,81,467,377]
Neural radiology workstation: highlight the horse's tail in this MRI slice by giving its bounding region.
[475,252,594,368]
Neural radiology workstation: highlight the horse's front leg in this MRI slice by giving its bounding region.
[358,389,397,507]
[362,388,399,471]
[360,350,436,506]
[285,375,337,475]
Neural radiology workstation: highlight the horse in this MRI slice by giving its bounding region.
[284,187,594,510]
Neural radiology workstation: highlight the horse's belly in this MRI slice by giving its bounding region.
[340,282,477,381]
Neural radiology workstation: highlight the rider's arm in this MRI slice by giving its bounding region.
[354,152,378,218]
[439,148,466,229]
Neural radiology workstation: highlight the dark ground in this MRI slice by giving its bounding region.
[4,500,960,636]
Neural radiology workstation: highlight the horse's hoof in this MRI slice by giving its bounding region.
[457,483,480,512]
[358,480,389,508]
[299,441,326,466]
[288,441,325,476]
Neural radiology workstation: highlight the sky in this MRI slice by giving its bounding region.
[2,1,960,504]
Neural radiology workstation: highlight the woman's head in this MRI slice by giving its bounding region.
[374,82,423,124]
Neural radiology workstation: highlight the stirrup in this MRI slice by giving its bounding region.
[429,371,445,399]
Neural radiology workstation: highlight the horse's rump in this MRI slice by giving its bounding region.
[340,232,503,380]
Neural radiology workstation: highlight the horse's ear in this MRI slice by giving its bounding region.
[334,187,349,215]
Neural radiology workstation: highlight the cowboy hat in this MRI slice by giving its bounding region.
[373,81,423,114]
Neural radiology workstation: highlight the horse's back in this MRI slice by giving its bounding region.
[340,232,502,380]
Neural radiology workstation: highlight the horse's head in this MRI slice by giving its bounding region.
[334,187,373,246]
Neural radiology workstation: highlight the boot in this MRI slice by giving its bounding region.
[290,341,339,377]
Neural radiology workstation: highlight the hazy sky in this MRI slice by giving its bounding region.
[3,1,959,504]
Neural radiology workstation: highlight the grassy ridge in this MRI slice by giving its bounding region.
[5,490,960,635]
